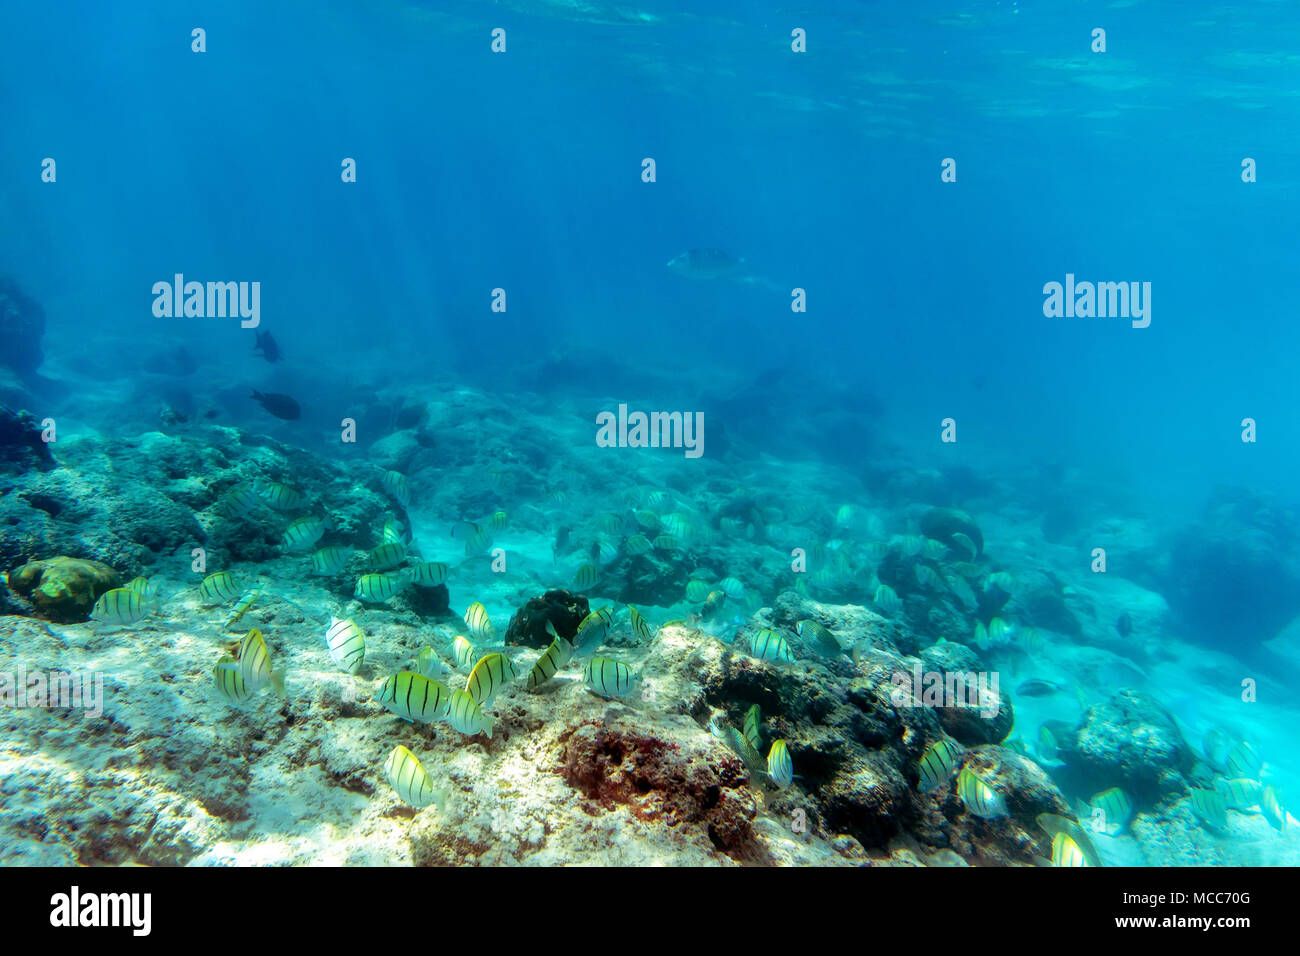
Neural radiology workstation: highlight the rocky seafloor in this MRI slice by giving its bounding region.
[1,385,1298,867]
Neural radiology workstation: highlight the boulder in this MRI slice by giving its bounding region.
[8,556,121,623]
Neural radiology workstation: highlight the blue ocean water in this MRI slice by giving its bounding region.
[2,1,1298,867]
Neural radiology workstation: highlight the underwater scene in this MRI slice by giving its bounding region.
[1,0,1298,871]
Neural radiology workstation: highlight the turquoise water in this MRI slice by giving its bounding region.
[0,1,1296,866]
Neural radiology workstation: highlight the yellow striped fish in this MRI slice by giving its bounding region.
[223,588,264,630]
[743,705,762,752]
[90,587,147,626]
[416,646,445,680]
[718,577,744,599]
[354,572,401,602]
[685,580,711,603]
[597,512,624,535]
[703,590,726,617]
[452,635,477,670]
[381,470,411,506]
[957,768,1008,819]
[1224,740,1262,779]
[235,628,285,696]
[489,510,509,532]
[465,652,517,709]
[254,480,303,511]
[217,483,260,519]
[767,740,793,790]
[526,626,574,690]
[652,534,682,552]
[624,534,652,556]
[281,516,326,552]
[1084,787,1134,834]
[408,561,448,586]
[125,576,159,601]
[1188,787,1228,831]
[367,541,407,571]
[873,583,902,614]
[212,656,255,703]
[379,518,406,544]
[917,739,962,793]
[464,601,494,639]
[310,546,352,575]
[376,671,454,724]
[1215,778,1261,811]
[1035,814,1101,867]
[573,562,599,591]
[325,617,366,674]
[1262,785,1286,832]
[383,745,446,811]
[446,688,495,739]
[626,605,654,643]
[574,606,615,655]
[750,628,795,664]
[714,719,766,777]
[452,521,493,555]
[796,619,844,657]
[582,657,640,699]
[198,571,240,604]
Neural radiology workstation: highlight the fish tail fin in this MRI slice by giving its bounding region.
[270,669,287,697]
[432,788,448,814]
[483,715,496,739]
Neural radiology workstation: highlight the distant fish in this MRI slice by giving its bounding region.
[253,330,283,363]
[251,389,300,420]
[1115,612,1133,638]
[1016,678,1064,698]
[572,562,600,591]
[1224,740,1263,779]
[124,576,159,602]
[667,248,744,280]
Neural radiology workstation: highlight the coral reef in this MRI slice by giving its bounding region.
[7,556,121,623]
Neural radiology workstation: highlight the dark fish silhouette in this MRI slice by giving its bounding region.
[254,330,283,363]
[1116,612,1133,637]
[251,389,300,420]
